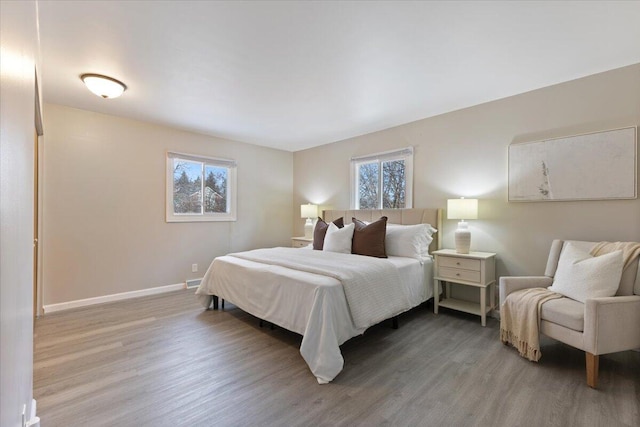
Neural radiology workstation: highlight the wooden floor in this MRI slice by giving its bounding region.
[34,289,640,427]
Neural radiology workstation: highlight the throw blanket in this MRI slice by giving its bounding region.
[590,241,640,270]
[500,288,563,361]
[227,247,410,329]
[501,240,640,362]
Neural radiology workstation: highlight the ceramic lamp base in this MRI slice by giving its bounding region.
[304,218,314,239]
[454,221,471,254]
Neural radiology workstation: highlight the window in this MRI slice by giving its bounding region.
[350,147,413,209]
[166,152,237,222]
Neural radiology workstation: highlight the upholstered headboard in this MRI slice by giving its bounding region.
[322,208,443,254]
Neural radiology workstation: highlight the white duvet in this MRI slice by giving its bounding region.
[196,247,432,383]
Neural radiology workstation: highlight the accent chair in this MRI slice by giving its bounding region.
[499,239,640,388]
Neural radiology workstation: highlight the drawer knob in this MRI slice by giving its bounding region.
[456,273,460,276]
[456,262,460,265]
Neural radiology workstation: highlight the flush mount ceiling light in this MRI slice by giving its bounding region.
[80,73,127,99]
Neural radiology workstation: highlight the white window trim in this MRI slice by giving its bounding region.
[350,147,413,209]
[166,151,237,222]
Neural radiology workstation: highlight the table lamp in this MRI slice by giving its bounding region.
[300,204,318,239]
[447,198,478,254]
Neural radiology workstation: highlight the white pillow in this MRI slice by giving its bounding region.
[388,223,437,236]
[548,243,623,303]
[323,222,355,254]
[385,224,436,259]
[359,221,437,236]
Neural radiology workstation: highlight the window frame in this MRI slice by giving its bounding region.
[166,151,237,222]
[350,147,413,209]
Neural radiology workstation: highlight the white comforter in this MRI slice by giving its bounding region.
[196,247,430,383]
[229,247,411,328]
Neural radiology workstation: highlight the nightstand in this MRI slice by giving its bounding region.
[291,237,313,248]
[432,249,496,326]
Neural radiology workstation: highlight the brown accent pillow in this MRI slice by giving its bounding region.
[313,217,344,250]
[352,216,388,258]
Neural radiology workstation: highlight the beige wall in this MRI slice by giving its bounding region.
[294,64,640,281]
[0,0,38,424]
[42,104,293,305]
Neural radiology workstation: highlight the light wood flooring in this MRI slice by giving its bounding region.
[34,289,640,427]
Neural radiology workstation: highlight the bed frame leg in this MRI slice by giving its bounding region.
[392,316,399,329]
[259,320,275,330]
[211,296,225,310]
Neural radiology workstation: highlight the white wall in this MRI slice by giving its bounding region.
[0,0,38,425]
[42,104,293,305]
[294,64,640,281]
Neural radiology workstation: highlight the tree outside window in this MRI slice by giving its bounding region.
[166,152,236,222]
[204,166,228,213]
[352,148,413,209]
[382,159,406,208]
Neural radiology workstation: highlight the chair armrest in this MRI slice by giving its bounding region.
[584,295,640,355]
[499,276,553,305]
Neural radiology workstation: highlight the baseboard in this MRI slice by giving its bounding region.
[43,282,186,314]
[26,399,40,427]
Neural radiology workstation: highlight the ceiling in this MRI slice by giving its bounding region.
[38,1,640,152]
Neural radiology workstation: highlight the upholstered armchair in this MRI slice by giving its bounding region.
[499,240,640,388]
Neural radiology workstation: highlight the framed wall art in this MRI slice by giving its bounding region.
[508,126,637,202]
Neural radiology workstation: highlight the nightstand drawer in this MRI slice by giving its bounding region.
[439,256,481,271]
[439,266,481,283]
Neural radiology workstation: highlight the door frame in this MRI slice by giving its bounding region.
[34,70,43,318]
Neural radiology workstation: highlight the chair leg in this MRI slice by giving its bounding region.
[586,352,599,388]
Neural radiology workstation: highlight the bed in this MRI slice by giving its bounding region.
[195,208,442,383]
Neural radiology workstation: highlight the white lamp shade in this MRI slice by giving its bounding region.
[300,204,318,219]
[447,198,478,220]
[81,74,127,98]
